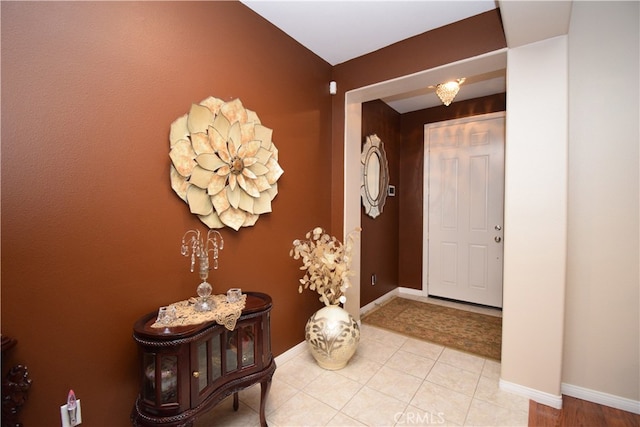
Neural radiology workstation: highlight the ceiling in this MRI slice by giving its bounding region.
[240,1,572,113]
[240,0,503,112]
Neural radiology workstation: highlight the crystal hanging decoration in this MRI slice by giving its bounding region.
[435,78,466,106]
[180,229,224,312]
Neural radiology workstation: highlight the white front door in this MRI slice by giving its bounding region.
[425,113,505,308]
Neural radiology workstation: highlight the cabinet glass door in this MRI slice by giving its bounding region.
[143,353,178,405]
[240,324,255,367]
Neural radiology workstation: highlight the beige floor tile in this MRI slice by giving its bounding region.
[275,353,324,389]
[397,405,462,426]
[464,398,528,426]
[304,370,363,410]
[385,349,436,379]
[410,381,472,425]
[341,386,408,426]
[481,359,501,380]
[426,362,481,397]
[366,365,423,403]
[357,336,400,364]
[239,379,298,415]
[473,376,530,412]
[400,337,444,361]
[438,348,485,374]
[326,411,367,426]
[194,397,260,427]
[334,352,382,384]
[267,391,337,427]
[361,324,409,348]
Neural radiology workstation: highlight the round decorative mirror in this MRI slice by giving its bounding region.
[360,134,389,218]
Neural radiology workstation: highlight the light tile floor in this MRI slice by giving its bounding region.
[196,324,529,426]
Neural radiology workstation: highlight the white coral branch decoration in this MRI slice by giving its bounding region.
[290,227,360,306]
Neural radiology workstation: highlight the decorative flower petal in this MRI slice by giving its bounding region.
[216,165,231,176]
[254,125,273,146]
[255,147,272,164]
[241,167,257,180]
[247,162,269,176]
[238,140,261,158]
[211,128,231,164]
[198,211,225,229]
[187,103,213,134]
[212,114,230,143]
[169,139,197,177]
[170,165,188,201]
[169,114,189,148]
[211,191,230,214]
[191,132,213,155]
[237,173,260,197]
[265,157,284,185]
[228,122,241,156]
[196,153,226,171]
[246,109,260,124]
[240,122,255,145]
[219,207,246,231]
[207,174,227,196]
[221,98,247,125]
[242,213,259,227]
[252,192,272,214]
[188,165,215,189]
[226,185,241,209]
[253,175,271,192]
[266,183,278,200]
[228,173,237,191]
[186,185,213,215]
[242,157,258,168]
[199,96,224,116]
[238,190,254,213]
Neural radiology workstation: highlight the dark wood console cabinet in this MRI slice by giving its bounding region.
[131,292,275,427]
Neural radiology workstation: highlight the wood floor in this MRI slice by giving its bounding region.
[528,395,639,427]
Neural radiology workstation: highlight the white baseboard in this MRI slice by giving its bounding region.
[398,287,424,298]
[359,286,426,317]
[499,379,563,409]
[562,382,640,414]
[274,341,306,366]
[359,288,399,317]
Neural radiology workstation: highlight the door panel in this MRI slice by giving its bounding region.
[425,114,504,308]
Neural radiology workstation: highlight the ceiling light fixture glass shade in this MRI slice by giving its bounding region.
[436,78,466,106]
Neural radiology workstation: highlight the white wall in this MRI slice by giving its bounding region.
[563,0,640,407]
[501,35,568,408]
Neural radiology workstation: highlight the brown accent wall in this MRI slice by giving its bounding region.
[360,100,400,306]
[398,93,507,289]
[1,2,332,425]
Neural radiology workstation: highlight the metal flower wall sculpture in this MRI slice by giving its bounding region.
[169,97,284,230]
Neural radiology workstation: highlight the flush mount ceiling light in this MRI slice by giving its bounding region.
[435,78,466,106]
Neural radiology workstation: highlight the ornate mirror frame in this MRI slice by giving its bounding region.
[360,134,389,219]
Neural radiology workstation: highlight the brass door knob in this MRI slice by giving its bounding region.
[192,371,200,378]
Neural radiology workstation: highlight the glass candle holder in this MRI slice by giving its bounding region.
[227,288,242,303]
[156,305,177,325]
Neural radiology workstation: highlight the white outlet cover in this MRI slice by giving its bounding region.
[60,399,82,427]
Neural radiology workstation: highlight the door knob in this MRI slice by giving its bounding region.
[495,225,502,231]
[495,236,502,243]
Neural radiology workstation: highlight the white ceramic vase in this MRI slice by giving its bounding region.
[305,305,360,370]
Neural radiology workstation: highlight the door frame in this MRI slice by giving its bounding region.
[421,111,506,300]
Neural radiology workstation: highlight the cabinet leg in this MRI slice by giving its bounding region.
[233,392,239,411]
[258,378,272,427]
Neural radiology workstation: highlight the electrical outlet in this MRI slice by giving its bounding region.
[60,399,82,427]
